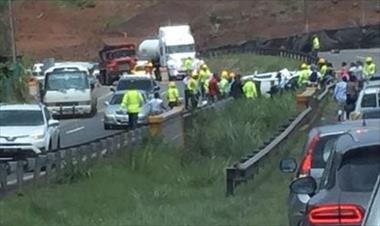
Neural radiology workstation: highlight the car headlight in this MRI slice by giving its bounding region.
[30,132,45,140]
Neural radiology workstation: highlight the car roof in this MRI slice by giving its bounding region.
[45,64,90,74]
[0,104,42,111]
[312,119,379,136]
[335,126,380,154]
[363,87,380,95]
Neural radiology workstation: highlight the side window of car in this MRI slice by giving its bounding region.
[44,107,51,122]
[319,148,336,190]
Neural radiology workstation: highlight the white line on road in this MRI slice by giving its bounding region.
[65,126,85,135]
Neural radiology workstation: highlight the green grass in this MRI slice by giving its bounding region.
[0,91,302,225]
[205,53,301,75]
[54,0,96,8]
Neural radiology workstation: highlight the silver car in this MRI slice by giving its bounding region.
[362,174,380,226]
[0,104,60,159]
[289,124,380,226]
[103,90,150,130]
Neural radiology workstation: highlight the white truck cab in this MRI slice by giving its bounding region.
[158,25,196,79]
[43,64,97,117]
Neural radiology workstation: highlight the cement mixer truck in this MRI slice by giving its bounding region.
[138,25,196,80]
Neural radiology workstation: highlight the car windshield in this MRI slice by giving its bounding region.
[166,44,195,54]
[107,49,135,60]
[45,71,89,90]
[361,93,377,108]
[338,146,380,192]
[0,110,44,126]
[116,79,154,91]
[110,94,124,105]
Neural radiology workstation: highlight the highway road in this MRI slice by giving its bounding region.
[59,80,186,148]
[59,48,380,148]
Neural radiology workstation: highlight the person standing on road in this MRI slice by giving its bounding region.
[230,73,243,99]
[121,86,144,129]
[184,57,193,76]
[167,81,180,109]
[333,76,347,121]
[187,71,199,109]
[345,72,359,119]
[311,34,320,57]
[363,57,377,80]
[243,79,257,99]
[148,92,167,115]
[208,73,219,103]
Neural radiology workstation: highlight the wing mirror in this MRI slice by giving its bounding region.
[280,157,297,173]
[110,87,115,92]
[48,119,59,127]
[290,176,317,195]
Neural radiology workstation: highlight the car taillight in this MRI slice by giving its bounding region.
[308,204,364,225]
[299,134,320,175]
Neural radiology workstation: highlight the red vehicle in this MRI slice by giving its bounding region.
[99,37,139,85]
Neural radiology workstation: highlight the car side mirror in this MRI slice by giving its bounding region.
[280,157,297,173]
[104,101,110,106]
[290,176,317,195]
[110,87,115,92]
[48,119,59,127]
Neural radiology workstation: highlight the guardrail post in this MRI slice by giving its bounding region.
[16,160,24,189]
[226,167,237,196]
[0,163,7,191]
[90,142,99,159]
[122,132,129,148]
[106,137,115,155]
[55,150,63,176]
[33,155,43,184]
[46,153,55,183]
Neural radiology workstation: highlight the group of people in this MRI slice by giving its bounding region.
[182,63,258,109]
[333,56,377,120]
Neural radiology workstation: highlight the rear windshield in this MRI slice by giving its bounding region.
[338,146,380,192]
[117,79,153,91]
[312,135,339,168]
[361,93,377,108]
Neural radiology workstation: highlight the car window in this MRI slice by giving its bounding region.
[110,94,124,105]
[0,110,44,126]
[319,146,337,190]
[312,135,339,168]
[117,79,153,91]
[364,176,380,225]
[361,93,377,108]
[338,146,380,192]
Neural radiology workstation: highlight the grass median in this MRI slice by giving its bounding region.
[0,91,300,225]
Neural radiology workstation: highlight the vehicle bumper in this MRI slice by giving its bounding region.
[0,140,45,159]
[288,193,309,226]
[48,105,92,115]
[168,69,187,79]
[104,114,147,126]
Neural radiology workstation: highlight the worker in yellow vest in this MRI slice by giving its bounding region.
[242,79,257,99]
[167,81,180,109]
[121,86,144,129]
[187,71,199,109]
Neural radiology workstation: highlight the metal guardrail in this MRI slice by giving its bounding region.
[225,84,333,196]
[0,127,148,194]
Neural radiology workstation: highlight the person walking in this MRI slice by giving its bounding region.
[363,57,377,80]
[167,81,180,109]
[121,86,144,129]
[230,73,243,99]
[148,92,167,115]
[333,77,348,121]
[187,71,199,109]
[242,79,257,99]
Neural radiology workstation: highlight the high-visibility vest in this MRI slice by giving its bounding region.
[187,78,198,94]
[298,69,310,86]
[243,80,257,99]
[364,63,376,78]
[312,37,320,50]
[121,90,143,113]
[320,65,327,77]
[198,69,210,83]
[184,59,193,71]
[167,87,179,102]
[218,78,229,94]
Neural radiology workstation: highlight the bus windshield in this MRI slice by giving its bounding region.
[45,71,89,91]
[166,44,195,54]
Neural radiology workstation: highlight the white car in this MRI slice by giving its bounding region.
[352,86,380,119]
[0,104,60,159]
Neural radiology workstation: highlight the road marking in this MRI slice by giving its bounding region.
[65,126,85,135]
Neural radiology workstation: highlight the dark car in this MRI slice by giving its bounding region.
[289,124,380,226]
[362,174,380,226]
[112,75,160,98]
[280,120,380,226]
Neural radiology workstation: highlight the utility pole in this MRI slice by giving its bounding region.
[304,0,309,33]
[360,0,366,27]
[8,0,17,63]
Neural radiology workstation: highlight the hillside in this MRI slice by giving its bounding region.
[8,0,380,60]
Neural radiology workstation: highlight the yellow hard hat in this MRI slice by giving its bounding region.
[201,64,208,70]
[318,58,326,64]
[221,70,228,78]
[366,57,373,63]
[169,81,176,88]
[301,63,308,69]
[191,70,198,78]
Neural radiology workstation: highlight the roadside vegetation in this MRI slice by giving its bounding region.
[0,91,299,225]
[206,53,301,74]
